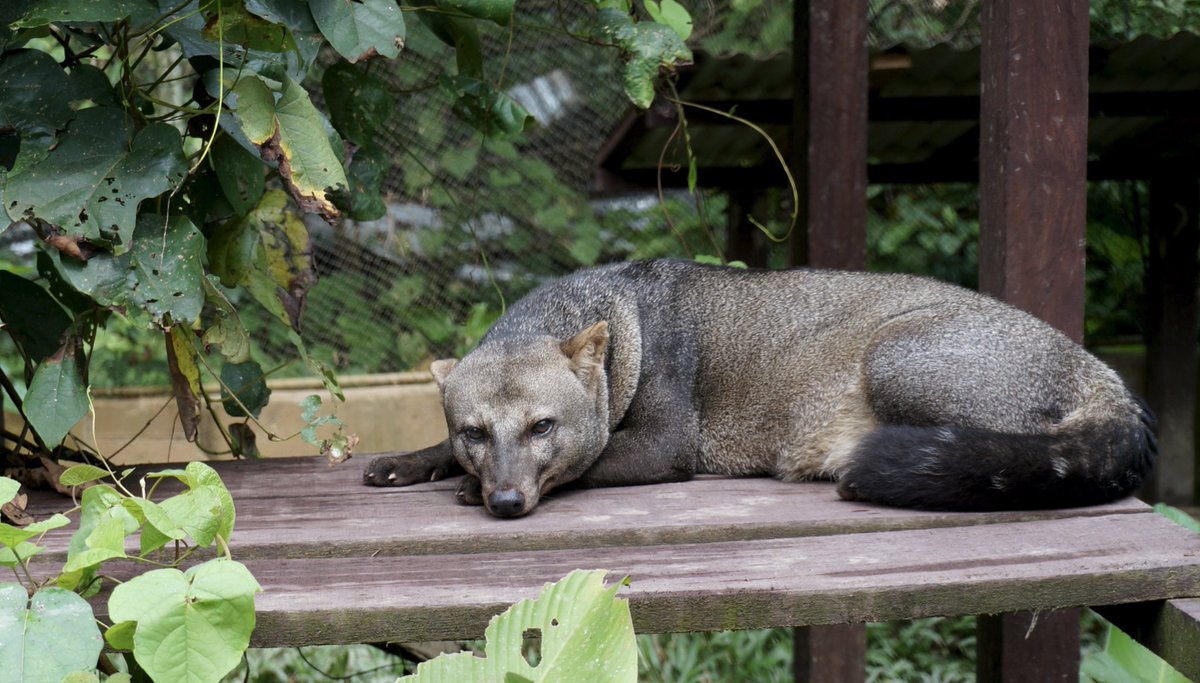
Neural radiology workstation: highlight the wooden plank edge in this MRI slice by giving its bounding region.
[1093,598,1200,681]
[245,565,1200,647]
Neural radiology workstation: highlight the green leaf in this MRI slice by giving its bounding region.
[0,585,104,683]
[237,190,315,331]
[1153,503,1200,533]
[200,278,252,363]
[400,570,636,682]
[12,0,156,27]
[0,49,71,177]
[61,671,101,683]
[231,76,349,219]
[4,108,187,252]
[435,0,514,26]
[322,62,392,147]
[104,621,136,652]
[0,514,68,549]
[310,0,405,62]
[220,360,271,418]
[642,0,692,40]
[23,336,89,448]
[67,64,116,109]
[120,498,187,557]
[210,134,265,215]
[60,464,111,488]
[208,215,262,288]
[1103,623,1191,683]
[335,146,387,221]
[63,514,128,573]
[591,10,692,109]
[0,477,17,506]
[0,542,43,568]
[416,11,482,77]
[0,270,71,362]
[444,76,535,139]
[203,2,297,52]
[126,214,207,324]
[107,559,261,683]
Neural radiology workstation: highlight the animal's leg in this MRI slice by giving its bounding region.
[362,440,462,486]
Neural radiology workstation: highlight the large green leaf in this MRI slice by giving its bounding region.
[4,108,187,253]
[127,213,207,324]
[108,559,260,683]
[12,0,157,27]
[0,49,71,177]
[0,513,69,549]
[0,585,104,683]
[160,0,315,81]
[210,133,265,215]
[322,62,392,147]
[23,336,89,447]
[642,0,692,40]
[0,477,17,506]
[400,570,637,682]
[0,271,72,363]
[231,76,348,219]
[310,0,405,61]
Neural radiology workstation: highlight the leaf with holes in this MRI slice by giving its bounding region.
[399,570,636,682]
[0,585,104,683]
[310,0,405,61]
[201,277,252,363]
[127,213,206,325]
[4,107,186,253]
[108,559,260,683]
[0,49,71,178]
[11,0,157,27]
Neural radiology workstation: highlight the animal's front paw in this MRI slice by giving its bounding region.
[362,452,450,487]
[455,476,483,505]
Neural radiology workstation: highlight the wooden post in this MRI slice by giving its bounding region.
[793,623,867,683]
[978,609,1082,683]
[1144,174,1199,505]
[978,0,1089,341]
[790,0,868,270]
[976,0,1089,680]
[791,0,868,679]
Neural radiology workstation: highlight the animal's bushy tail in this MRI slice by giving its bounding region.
[836,397,1157,511]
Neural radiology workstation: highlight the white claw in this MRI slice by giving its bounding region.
[388,472,397,481]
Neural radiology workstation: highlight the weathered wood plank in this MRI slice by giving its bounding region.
[26,459,1149,561]
[42,512,1196,647]
[1094,598,1200,681]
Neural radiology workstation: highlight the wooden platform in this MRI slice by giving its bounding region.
[23,456,1200,677]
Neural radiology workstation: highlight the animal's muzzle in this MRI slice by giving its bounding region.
[487,487,527,518]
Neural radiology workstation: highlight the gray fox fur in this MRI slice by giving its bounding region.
[363,259,1155,518]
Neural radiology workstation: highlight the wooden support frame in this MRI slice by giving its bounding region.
[790,0,868,270]
[976,0,1090,679]
[1144,173,1200,505]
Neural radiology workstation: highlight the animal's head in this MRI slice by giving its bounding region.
[431,321,611,518]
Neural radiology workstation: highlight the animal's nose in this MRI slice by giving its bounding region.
[487,488,526,518]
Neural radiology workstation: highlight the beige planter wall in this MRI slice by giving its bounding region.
[4,372,448,466]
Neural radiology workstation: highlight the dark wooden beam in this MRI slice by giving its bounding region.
[978,609,1082,683]
[793,623,867,683]
[1143,173,1199,506]
[978,0,1089,342]
[976,1,1089,679]
[790,0,868,270]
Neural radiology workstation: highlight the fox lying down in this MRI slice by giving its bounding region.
[363,259,1156,518]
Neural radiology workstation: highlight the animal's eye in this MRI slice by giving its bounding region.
[463,426,486,442]
[531,419,555,436]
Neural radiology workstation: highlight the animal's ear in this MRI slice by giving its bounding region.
[429,358,459,391]
[561,321,609,386]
